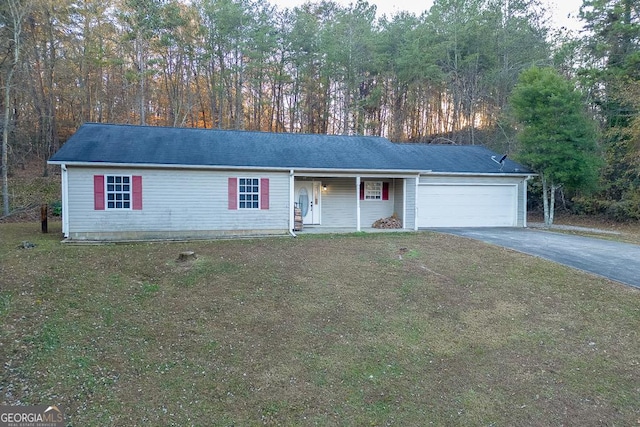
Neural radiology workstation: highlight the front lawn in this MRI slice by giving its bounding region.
[1,223,638,426]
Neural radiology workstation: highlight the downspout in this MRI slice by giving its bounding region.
[356,176,361,232]
[523,175,532,228]
[414,176,419,231]
[61,164,69,238]
[289,170,297,237]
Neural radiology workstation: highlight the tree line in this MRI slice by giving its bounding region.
[1,0,639,219]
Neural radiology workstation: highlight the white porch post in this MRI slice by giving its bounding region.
[356,176,361,231]
[402,178,407,229]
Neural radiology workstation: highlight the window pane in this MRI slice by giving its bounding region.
[236,177,260,209]
[364,181,382,200]
[106,175,133,209]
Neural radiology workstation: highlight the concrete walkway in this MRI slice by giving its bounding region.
[430,227,640,289]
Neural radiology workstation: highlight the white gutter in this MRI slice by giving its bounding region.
[523,175,533,228]
[50,161,534,178]
[422,171,537,177]
[293,171,425,178]
[46,160,427,176]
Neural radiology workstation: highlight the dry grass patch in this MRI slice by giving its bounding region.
[529,212,640,245]
[1,223,639,426]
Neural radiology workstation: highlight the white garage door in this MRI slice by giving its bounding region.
[417,184,517,227]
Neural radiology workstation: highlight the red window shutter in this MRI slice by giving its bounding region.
[359,182,364,200]
[382,182,389,200]
[132,175,143,210]
[260,178,269,210]
[94,175,105,210]
[228,177,238,210]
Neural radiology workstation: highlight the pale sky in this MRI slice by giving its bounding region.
[271,0,584,32]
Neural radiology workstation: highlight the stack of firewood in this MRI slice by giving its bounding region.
[372,214,403,229]
[294,206,303,231]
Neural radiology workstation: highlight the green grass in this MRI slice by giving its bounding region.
[0,291,12,318]
[1,222,639,426]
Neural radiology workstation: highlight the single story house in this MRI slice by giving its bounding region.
[47,123,534,240]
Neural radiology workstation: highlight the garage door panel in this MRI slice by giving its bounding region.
[417,185,517,227]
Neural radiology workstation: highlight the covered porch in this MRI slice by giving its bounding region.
[290,174,418,233]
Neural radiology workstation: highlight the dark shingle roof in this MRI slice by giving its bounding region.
[48,123,532,174]
[394,144,531,174]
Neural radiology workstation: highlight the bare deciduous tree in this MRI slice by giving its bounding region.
[1,0,30,216]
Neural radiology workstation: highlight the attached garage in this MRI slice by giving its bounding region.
[396,144,533,229]
[417,181,521,228]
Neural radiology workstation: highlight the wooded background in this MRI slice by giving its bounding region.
[1,0,638,219]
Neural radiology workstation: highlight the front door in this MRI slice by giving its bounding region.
[295,181,321,224]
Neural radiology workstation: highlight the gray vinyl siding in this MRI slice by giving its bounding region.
[310,178,398,228]
[516,179,527,227]
[318,178,357,227]
[62,165,527,240]
[405,178,416,229]
[392,178,404,226]
[359,180,395,228]
[418,175,528,227]
[66,167,290,239]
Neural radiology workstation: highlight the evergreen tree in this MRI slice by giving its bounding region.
[510,67,601,225]
[578,0,640,217]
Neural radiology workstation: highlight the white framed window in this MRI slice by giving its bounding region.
[106,175,131,209]
[364,181,383,200]
[238,178,260,209]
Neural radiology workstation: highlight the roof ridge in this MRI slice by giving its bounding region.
[82,122,388,140]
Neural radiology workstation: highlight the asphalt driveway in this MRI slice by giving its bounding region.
[431,227,640,289]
